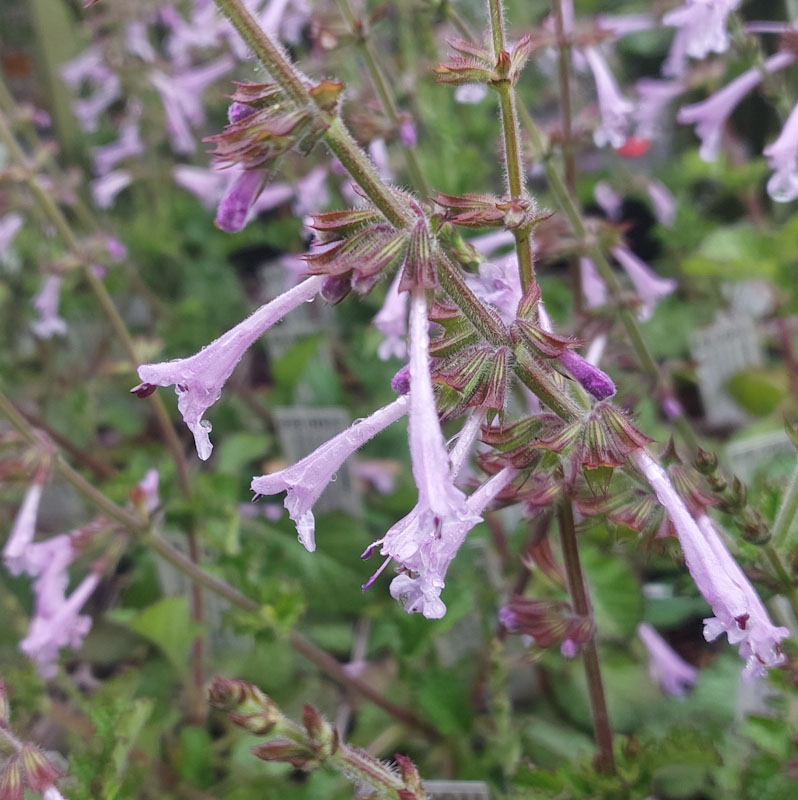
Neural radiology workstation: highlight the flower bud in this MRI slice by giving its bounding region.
[251,739,315,768]
[321,275,351,305]
[391,365,410,395]
[0,755,23,800]
[20,744,60,791]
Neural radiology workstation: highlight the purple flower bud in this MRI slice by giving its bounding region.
[391,365,410,395]
[228,101,256,124]
[215,170,267,233]
[251,397,408,551]
[558,349,616,400]
[764,99,798,203]
[136,276,324,459]
[321,275,351,305]
[399,119,418,149]
[637,622,698,696]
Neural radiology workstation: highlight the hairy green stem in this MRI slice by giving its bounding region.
[557,501,616,774]
[772,459,798,550]
[336,0,430,196]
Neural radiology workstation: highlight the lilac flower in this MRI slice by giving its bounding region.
[215,170,269,233]
[352,460,397,495]
[584,47,634,149]
[91,122,144,176]
[646,179,677,226]
[468,230,515,257]
[104,236,127,262]
[634,450,789,679]
[135,275,324,460]
[3,481,44,576]
[173,165,227,209]
[466,254,522,324]
[373,271,408,361]
[0,212,24,261]
[293,166,329,216]
[580,256,608,309]
[677,52,795,162]
[558,348,616,400]
[597,13,655,37]
[21,570,100,679]
[635,79,685,140]
[369,138,393,181]
[637,622,699,695]
[386,467,516,619]
[662,395,686,420]
[454,84,488,104]
[72,73,122,133]
[60,46,106,89]
[90,170,133,209]
[611,245,676,321]
[764,100,798,203]
[43,787,67,800]
[126,20,156,62]
[31,275,68,340]
[663,0,741,62]
[593,181,623,221]
[251,396,408,551]
[137,469,160,515]
[399,119,418,149]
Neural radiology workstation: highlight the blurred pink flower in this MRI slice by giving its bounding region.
[635,79,685,139]
[584,46,634,149]
[31,275,68,340]
[454,84,488,104]
[91,122,144,176]
[764,100,798,203]
[373,271,408,361]
[91,170,133,209]
[677,52,795,162]
[611,245,676,320]
[580,256,607,309]
[663,0,741,62]
[0,212,24,259]
[126,20,156,62]
[637,622,698,695]
[593,180,623,221]
[646,179,677,225]
[3,481,44,576]
[135,276,324,459]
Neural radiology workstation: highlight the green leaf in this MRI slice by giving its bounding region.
[415,668,473,736]
[581,547,644,639]
[126,596,203,678]
[726,369,786,417]
[178,726,215,788]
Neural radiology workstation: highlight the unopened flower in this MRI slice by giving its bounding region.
[135,276,324,460]
[215,170,270,233]
[663,0,741,62]
[637,622,698,695]
[677,52,795,161]
[3,481,44,576]
[500,596,594,649]
[31,275,68,340]
[583,46,634,149]
[90,170,132,209]
[558,349,616,400]
[251,396,408,551]
[634,450,789,679]
[373,271,408,360]
[611,245,676,320]
[91,121,144,176]
[763,100,798,203]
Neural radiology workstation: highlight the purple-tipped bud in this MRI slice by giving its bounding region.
[215,170,266,233]
[399,119,417,149]
[321,275,351,305]
[558,349,616,400]
[228,101,256,124]
[391,365,410,395]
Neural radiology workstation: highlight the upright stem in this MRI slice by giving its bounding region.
[487,0,536,291]
[557,501,616,774]
[772,459,798,550]
[336,0,430,196]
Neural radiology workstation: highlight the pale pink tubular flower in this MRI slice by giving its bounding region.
[31,275,68,340]
[251,396,408,551]
[138,469,160,514]
[352,460,397,495]
[21,570,100,679]
[597,13,654,37]
[663,0,741,61]
[71,73,122,133]
[763,100,798,203]
[611,245,676,321]
[593,180,623,221]
[467,254,522,324]
[637,622,699,695]
[677,52,796,162]
[373,270,408,361]
[468,229,515,257]
[126,20,156,62]
[43,787,68,800]
[646,179,677,225]
[91,122,144,176]
[454,84,488,104]
[60,46,106,89]
[135,276,324,460]
[583,46,634,149]
[3,482,44,576]
[173,164,227,209]
[0,212,24,257]
[580,256,608,309]
[215,171,269,233]
[634,450,789,679]
[388,466,516,619]
[90,170,133,209]
[635,79,685,140]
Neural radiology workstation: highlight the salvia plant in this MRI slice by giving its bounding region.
[2,0,798,798]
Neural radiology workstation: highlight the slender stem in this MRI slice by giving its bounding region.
[487,0,536,291]
[336,0,430,196]
[557,501,616,774]
[772,459,798,550]
[0,724,24,752]
[445,4,478,41]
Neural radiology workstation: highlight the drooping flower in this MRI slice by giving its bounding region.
[251,396,409,551]
[583,46,634,149]
[126,20,157,62]
[134,276,324,460]
[763,99,798,203]
[215,170,269,233]
[663,0,741,62]
[90,170,133,209]
[3,480,44,576]
[466,253,523,324]
[637,622,699,695]
[611,245,676,321]
[635,79,685,140]
[558,349,616,400]
[0,212,24,260]
[31,275,68,340]
[634,450,789,679]
[91,121,144,176]
[677,52,795,162]
[593,180,623,221]
[580,256,608,309]
[352,460,398,495]
[646,179,677,226]
[373,270,408,361]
